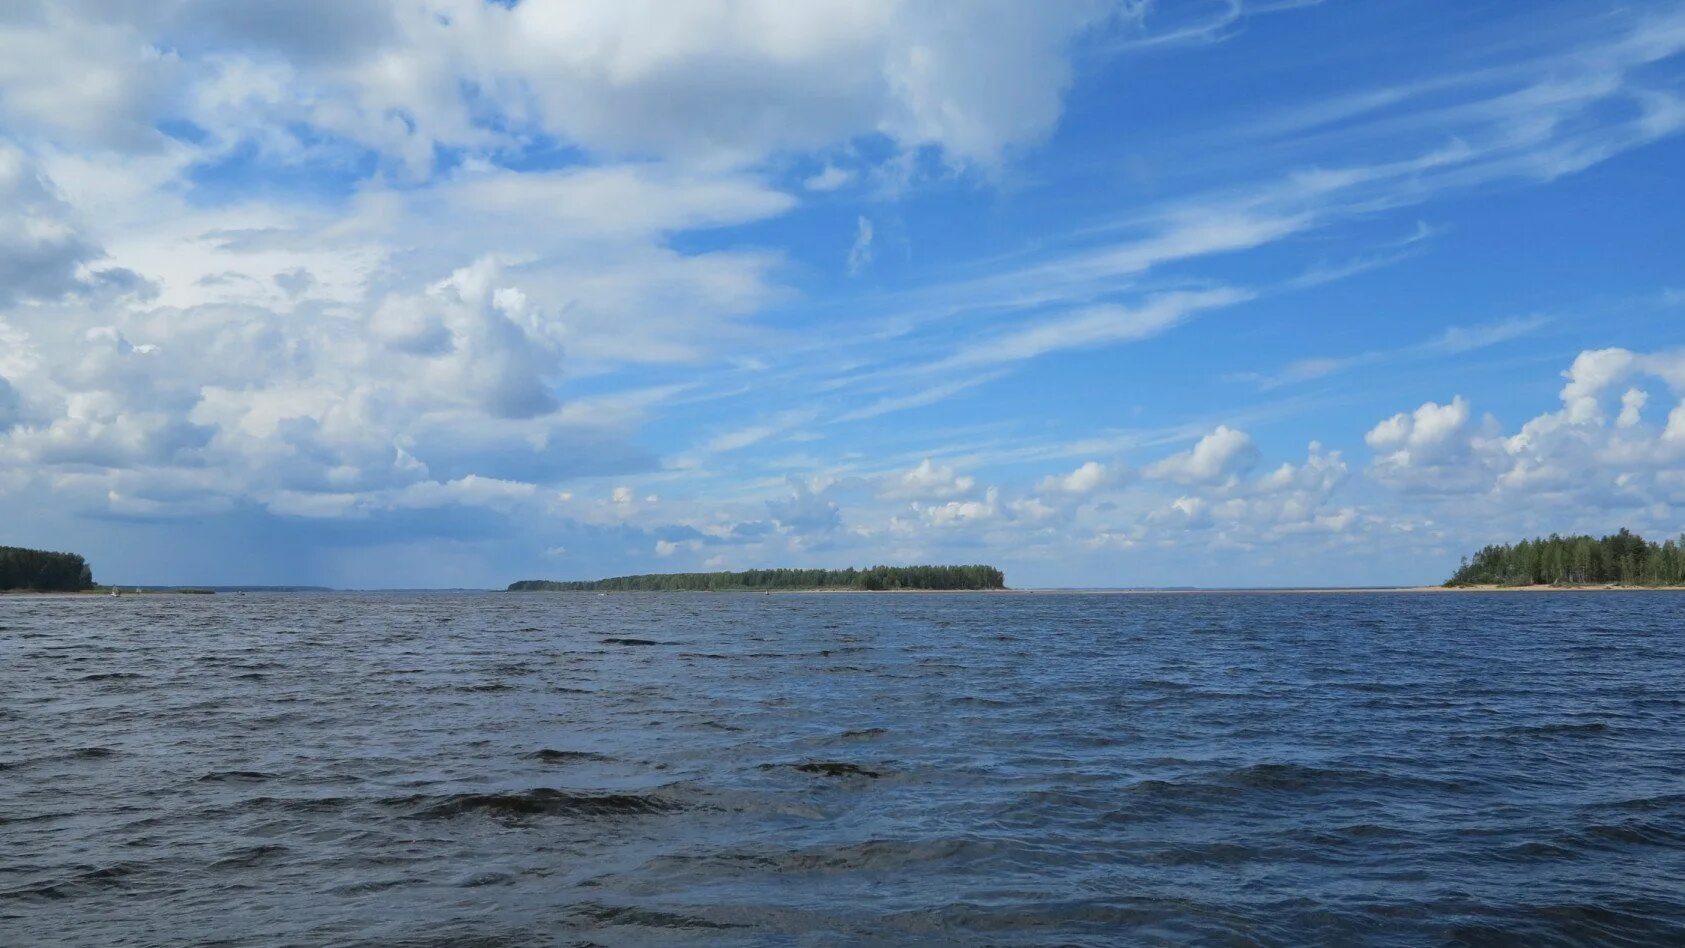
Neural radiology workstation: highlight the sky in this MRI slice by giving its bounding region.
[2,0,1684,589]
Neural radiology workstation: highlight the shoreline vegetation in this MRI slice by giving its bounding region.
[508,565,1007,592]
[1444,528,1685,588]
[0,545,94,592]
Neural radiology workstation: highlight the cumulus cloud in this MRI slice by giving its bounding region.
[767,478,843,536]
[0,145,105,306]
[0,0,1127,169]
[1361,349,1685,516]
[915,487,1001,527]
[1037,460,1116,494]
[1146,425,1260,485]
[804,165,854,191]
[881,458,975,500]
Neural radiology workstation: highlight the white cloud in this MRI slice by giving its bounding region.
[1617,388,1648,428]
[1240,315,1549,389]
[847,216,875,275]
[1038,460,1115,494]
[938,289,1252,370]
[881,458,976,500]
[1146,425,1260,485]
[0,1,1127,169]
[1360,349,1685,516]
[0,145,107,306]
[917,487,1000,527]
[804,165,855,191]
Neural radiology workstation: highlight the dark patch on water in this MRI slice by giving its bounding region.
[399,788,677,821]
[765,761,882,779]
[197,770,275,782]
[522,749,612,763]
[571,901,745,930]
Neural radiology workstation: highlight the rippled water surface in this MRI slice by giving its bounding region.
[4,591,1685,945]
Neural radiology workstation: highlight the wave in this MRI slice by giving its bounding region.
[397,788,679,820]
[208,844,289,869]
[198,770,276,782]
[1498,721,1611,737]
[0,862,146,902]
[522,749,613,763]
[762,761,882,779]
[571,901,745,931]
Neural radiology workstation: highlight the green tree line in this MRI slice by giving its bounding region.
[508,564,1006,592]
[0,546,95,591]
[1446,528,1685,586]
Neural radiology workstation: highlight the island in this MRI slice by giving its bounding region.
[1446,528,1685,587]
[508,565,1006,592]
[0,545,95,592]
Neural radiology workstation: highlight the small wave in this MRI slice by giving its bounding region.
[1498,721,1610,737]
[237,795,352,813]
[1571,820,1685,848]
[1207,761,1467,794]
[839,727,888,740]
[398,788,677,820]
[523,749,613,763]
[329,877,421,896]
[602,637,664,646]
[0,863,144,902]
[78,672,142,682]
[1132,840,1265,867]
[209,844,289,869]
[763,761,881,779]
[198,770,276,782]
[1595,792,1685,814]
[1493,840,1577,861]
[736,837,999,875]
[571,901,744,931]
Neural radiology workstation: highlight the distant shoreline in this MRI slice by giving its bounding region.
[566,583,1685,594]
[9,584,1685,599]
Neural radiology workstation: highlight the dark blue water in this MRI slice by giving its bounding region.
[3,591,1683,945]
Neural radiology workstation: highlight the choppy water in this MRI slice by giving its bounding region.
[3,591,1684,946]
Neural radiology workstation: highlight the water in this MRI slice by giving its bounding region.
[3,591,1684,945]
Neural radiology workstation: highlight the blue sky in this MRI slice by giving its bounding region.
[2,0,1684,588]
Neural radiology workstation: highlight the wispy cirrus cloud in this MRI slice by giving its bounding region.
[1236,315,1552,390]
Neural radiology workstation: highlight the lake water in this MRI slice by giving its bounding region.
[3,591,1683,945]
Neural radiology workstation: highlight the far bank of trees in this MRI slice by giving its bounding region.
[1446,529,1685,586]
[509,564,1006,592]
[0,546,95,591]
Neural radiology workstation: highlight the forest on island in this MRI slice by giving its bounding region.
[1446,529,1685,586]
[0,546,95,591]
[509,564,1006,592]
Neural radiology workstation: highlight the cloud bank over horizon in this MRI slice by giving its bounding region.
[2,0,1684,588]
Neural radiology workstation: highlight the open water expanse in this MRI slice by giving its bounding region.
[2,591,1684,946]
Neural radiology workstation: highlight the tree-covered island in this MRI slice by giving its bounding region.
[0,546,95,592]
[1446,529,1685,587]
[509,565,1006,592]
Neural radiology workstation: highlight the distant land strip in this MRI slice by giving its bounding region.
[508,565,1006,592]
